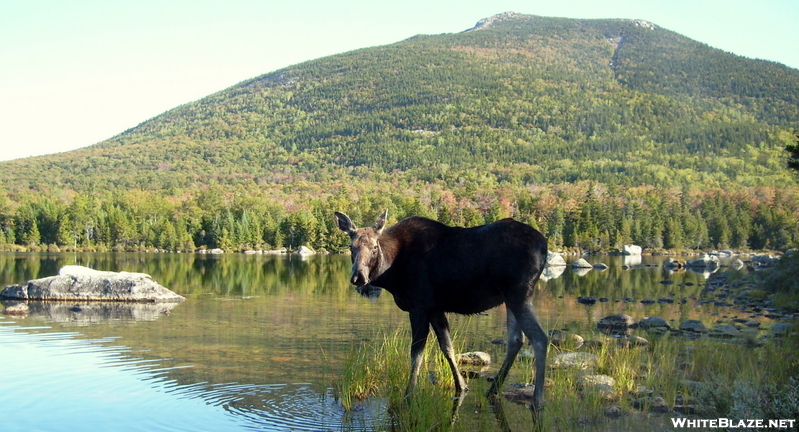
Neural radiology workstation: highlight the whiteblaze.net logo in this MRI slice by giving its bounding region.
[671,418,796,429]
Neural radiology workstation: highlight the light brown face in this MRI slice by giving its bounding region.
[334,211,387,287]
[347,228,381,286]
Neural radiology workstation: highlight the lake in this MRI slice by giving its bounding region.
[0,252,745,431]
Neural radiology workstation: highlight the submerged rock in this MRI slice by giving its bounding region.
[549,329,584,349]
[686,254,720,269]
[0,266,185,303]
[618,335,649,347]
[639,316,670,329]
[633,396,670,413]
[711,324,742,338]
[597,314,637,330]
[679,320,708,334]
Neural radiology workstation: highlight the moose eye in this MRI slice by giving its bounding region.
[370,248,379,257]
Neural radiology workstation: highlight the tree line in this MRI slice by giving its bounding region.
[1,182,796,254]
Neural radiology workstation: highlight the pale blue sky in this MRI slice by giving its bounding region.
[1,0,797,161]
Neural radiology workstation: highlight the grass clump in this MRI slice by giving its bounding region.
[334,324,460,430]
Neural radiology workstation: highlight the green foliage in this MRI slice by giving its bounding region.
[2,15,798,195]
[0,14,797,252]
[0,184,796,253]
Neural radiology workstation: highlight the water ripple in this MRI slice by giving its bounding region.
[0,323,382,432]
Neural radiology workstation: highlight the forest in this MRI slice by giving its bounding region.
[1,180,797,254]
[0,14,797,253]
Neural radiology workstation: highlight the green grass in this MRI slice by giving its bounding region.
[335,317,799,431]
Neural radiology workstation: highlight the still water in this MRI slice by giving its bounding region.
[0,252,731,431]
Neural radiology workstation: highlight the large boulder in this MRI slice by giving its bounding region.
[622,245,642,256]
[546,252,567,267]
[295,246,315,256]
[0,266,185,303]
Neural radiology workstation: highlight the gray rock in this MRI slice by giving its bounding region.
[619,335,649,347]
[633,396,669,413]
[549,352,598,370]
[770,322,792,336]
[576,374,615,389]
[622,245,642,255]
[295,245,315,255]
[571,258,593,269]
[549,330,584,348]
[455,351,491,365]
[0,266,185,303]
[593,262,608,270]
[503,383,537,404]
[687,254,720,268]
[581,383,619,402]
[639,316,670,329]
[546,252,567,267]
[597,314,637,329]
[664,257,685,268]
[679,320,709,333]
[711,324,742,337]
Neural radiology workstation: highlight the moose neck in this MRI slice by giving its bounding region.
[371,233,398,284]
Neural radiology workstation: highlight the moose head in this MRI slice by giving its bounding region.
[334,210,388,288]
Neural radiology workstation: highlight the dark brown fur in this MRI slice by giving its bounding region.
[335,210,549,411]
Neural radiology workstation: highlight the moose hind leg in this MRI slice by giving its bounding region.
[487,308,523,397]
[512,301,548,411]
[430,311,468,394]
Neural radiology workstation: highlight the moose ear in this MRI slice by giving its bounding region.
[334,212,357,235]
[374,210,388,234]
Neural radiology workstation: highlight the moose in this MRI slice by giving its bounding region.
[334,210,549,411]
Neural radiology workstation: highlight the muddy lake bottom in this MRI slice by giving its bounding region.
[0,252,785,431]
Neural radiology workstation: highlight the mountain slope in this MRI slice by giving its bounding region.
[2,13,798,194]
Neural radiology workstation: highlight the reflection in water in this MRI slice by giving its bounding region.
[622,255,642,268]
[4,301,181,325]
[0,321,380,432]
[0,252,753,432]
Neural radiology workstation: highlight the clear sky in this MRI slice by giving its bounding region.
[1,0,797,162]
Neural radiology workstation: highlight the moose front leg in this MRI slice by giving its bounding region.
[430,311,468,394]
[406,310,430,397]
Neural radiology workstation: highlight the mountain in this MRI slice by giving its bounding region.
[1,13,798,254]
[2,12,798,195]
